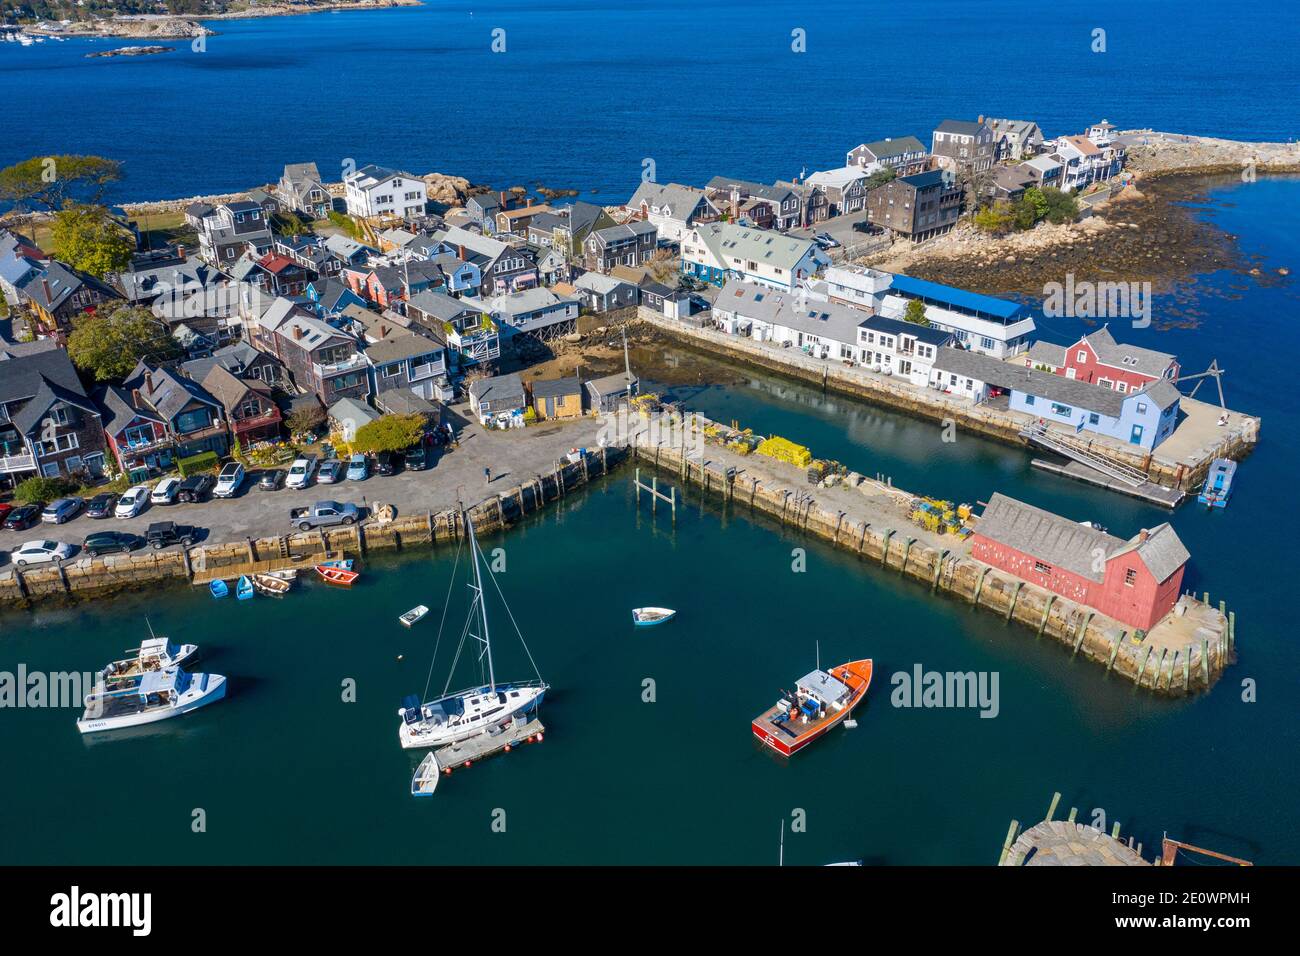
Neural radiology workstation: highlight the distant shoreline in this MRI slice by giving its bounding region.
[28,1,422,40]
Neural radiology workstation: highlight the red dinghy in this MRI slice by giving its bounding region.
[315,565,359,587]
[751,659,872,757]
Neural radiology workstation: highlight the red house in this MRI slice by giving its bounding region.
[1023,325,1179,395]
[969,493,1190,632]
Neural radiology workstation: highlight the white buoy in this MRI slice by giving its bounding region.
[844,719,858,729]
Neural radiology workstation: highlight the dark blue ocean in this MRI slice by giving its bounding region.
[3,0,1298,202]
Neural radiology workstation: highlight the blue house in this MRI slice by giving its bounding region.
[1008,369,1181,450]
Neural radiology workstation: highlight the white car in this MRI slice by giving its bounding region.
[151,477,181,505]
[214,462,245,498]
[115,485,151,519]
[11,539,74,567]
[285,457,316,490]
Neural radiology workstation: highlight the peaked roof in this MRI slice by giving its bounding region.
[200,364,270,410]
[1078,325,1176,377]
[852,136,927,160]
[935,119,987,136]
[627,181,715,220]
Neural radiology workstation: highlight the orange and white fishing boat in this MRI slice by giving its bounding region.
[315,564,359,587]
[751,658,872,757]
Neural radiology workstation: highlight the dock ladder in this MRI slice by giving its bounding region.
[1019,422,1148,487]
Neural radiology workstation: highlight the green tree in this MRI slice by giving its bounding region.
[275,211,308,236]
[50,203,134,278]
[66,304,180,382]
[973,202,1015,236]
[13,475,77,504]
[352,414,427,454]
[902,298,930,326]
[1023,186,1049,223]
[1040,187,1079,225]
[863,167,897,190]
[0,155,122,211]
[1010,196,1038,231]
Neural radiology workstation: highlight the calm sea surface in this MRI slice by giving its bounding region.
[2,2,1299,865]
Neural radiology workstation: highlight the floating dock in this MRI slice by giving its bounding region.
[413,718,546,795]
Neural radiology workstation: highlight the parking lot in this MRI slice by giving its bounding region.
[0,412,606,568]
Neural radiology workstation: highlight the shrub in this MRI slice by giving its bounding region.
[352,413,427,454]
[14,475,76,503]
[177,451,219,476]
[287,404,326,436]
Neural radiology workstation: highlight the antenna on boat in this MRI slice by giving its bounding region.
[779,820,785,867]
[816,639,820,673]
[146,618,156,640]
[465,511,496,693]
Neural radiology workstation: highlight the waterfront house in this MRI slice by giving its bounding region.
[406,289,500,367]
[583,220,658,274]
[246,188,280,218]
[20,260,121,337]
[200,364,282,446]
[845,136,930,176]
[640,280,695,320]
[865,170,964,242]
[1020,155,1064,191]
[984,119,1045,161]
[1023,325,1179,393]
[257,309,370,405]
[119,360,230,463]
[680,222,829,291]
[184,202,215,232]
[276,162,332,220]
[573,271,639,312]
[970,492,1190,631]
[1051,136,1113,190]
[626,182,721,244]
[465,193,502,230]
[0,341,108,484]
[494,204,554,237]
[878,274,1035,358]
[987,165,1038,203]
[856,315,956,386]
[931,119,995,174]
[327,396,380,443]
[468,373,527,427]
[804,166,871,217]
[712,278,867,363]
[823,264,894,310]
[530,376,584,421]
[550,202,617,260]
[0,230,48,305]
[776,180,829,227]
[584,372,639,413]
[343,165,428,221]
[195,200,274,266]
[485,287,580,339]
[706,177,803,231]
[360,318,448,401]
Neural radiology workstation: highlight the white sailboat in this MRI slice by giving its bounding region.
[397,512,547,750]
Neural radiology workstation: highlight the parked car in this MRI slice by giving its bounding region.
[0,503,13,524]
[257,469,285,491]
[177,474,216,503]
[41,497,84,524]
[151,477,181,505]
[374,451,401,476]
[3,503,42,531]
[83,531,143,558]
[289,500,359,532]
[815,232,841,248]
[115,485,151,519]
[286,456,316,490]
[345,454,368,482]
[84,493,119,519]
[214,462,245,498]
[11,539,74,566]
[851,219,882,235]
[317,459,345,484]
[403,442,431,471]
[145,521,199,550]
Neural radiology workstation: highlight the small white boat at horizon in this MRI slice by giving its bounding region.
[632,607,676,627]
[97,636,196,683]
[77,667,226,734]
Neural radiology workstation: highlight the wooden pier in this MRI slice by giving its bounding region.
[433,718,545,776]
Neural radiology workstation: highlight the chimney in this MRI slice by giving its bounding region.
[1138,528,1150,543]
[177,244,186,262]
[292,325,304,341]
[42,278,52,305]
[143,371,154,394]
[131,388,142,407]
[458,244,466,260]
[978,114,985,124]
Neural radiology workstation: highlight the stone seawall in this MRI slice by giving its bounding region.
[631,431,1233,696]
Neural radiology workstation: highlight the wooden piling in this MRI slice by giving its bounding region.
[998,821,1020,866]
[1045,791,1061,821]
[1037,595,1056,635]
[972,565,990,605]
[1006,581,1023,621]
[1107,632,1124,672]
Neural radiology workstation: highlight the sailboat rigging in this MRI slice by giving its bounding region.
[398,512,548,750]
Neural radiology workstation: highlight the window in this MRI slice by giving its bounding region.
[47,406,69,426]
[1033,561,1053,575]
[1025,395,1036,406]
[37,433,79,455]
[1088,413,1100,425]
[980,337,995,350]
[1077,350,1088,362]
[1050,403,1072,416]
[1124,568,1137,587]
[1136,403,1148,415]
[1117,382,1128,393]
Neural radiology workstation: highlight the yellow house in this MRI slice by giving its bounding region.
[530,376,584,420]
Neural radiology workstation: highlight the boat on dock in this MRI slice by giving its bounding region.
[316,565,359,586]
[632,607,676,627]
[398,512,548,751]
[319,559,354,571]
[400,605,429,627]
[236,575,254,600]
[76,667,227,734]
[251,573,291,596]
[97,636,197,682]
[263,568,299,582]
[752,656,872,757]
[1198,458,1237,508]
[210,579,229,599]
[411,752,441,797]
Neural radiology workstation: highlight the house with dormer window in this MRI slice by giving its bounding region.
[0,341,108,483]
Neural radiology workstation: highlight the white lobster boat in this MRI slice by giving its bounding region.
[398,512,548,751]
[77,668,227,734]
[96,636,197,682]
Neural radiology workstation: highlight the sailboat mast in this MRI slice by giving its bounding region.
[465,512,496,692]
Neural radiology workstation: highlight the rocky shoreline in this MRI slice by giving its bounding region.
[86,45,173,58]
[30,1,420,40]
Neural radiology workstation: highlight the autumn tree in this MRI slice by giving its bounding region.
[352,414,427,454]
[0,155,122,211]
[50,203,135,278]
[67,304,180,382]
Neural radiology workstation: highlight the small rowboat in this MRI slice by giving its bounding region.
[411,752,440,797]
[316,565,359,586]
[319,559,354,571]
[263,568,299,582]
[236,575,255,600]
[400,605,430,627]
[209,579,229,599]
[252,573,291,596]
[632,607,676,627]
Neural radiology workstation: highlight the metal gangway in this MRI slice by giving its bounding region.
[1019,422,1148,487]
